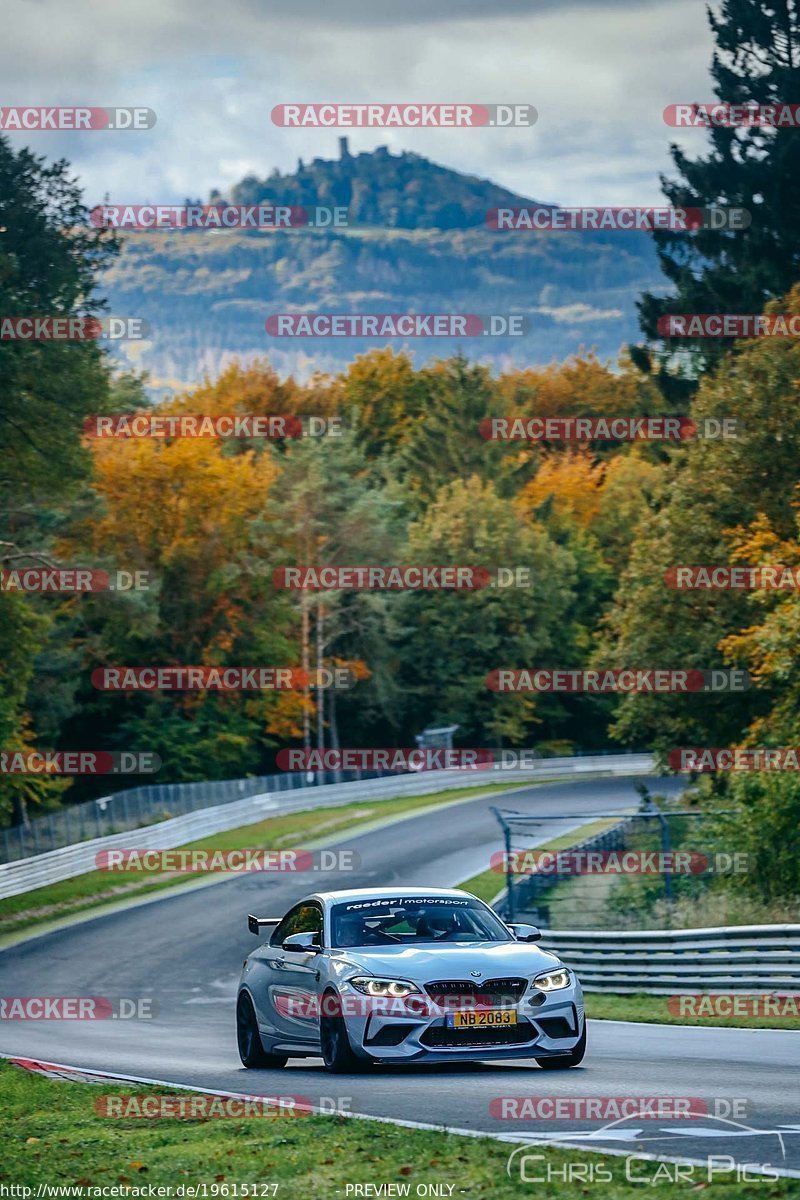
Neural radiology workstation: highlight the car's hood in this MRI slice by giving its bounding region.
[332,941,563,980]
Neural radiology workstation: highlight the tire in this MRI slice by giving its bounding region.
[535,1022,586,1069]
[237,992,287,1069]
[320,990,368,1073]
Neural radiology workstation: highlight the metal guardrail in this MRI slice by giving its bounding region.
[0,747,650,864]
[0,753,654,900]
[0,768,389,864]
[539,925,800,993]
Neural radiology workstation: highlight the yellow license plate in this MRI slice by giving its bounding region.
[452,1009,517,1028]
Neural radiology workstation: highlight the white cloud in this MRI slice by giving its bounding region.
[537,303,625,324]
[3,0,717,207]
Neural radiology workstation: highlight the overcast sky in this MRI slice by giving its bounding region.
[4,0,716,207]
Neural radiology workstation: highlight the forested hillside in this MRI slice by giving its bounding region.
[102,143,661,390]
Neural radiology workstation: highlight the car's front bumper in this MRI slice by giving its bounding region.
[343,982,585,1063]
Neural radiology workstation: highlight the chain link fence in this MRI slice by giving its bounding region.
[0,767,395,864]
[492,798,739,931]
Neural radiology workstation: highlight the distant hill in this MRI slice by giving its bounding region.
[102,142,663,392]
[226,139,548,230]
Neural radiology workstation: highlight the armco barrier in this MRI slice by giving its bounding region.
[538,925,800,993]
[1,767,388,863]
[0,749,653,863]
[0,753,653,900]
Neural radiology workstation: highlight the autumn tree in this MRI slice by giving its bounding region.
[394,475,582,745]
[341,348,427,460]
[56,375,294,783]
[598,288,800,751]
[263,431,401,758]
[0,136,119,822]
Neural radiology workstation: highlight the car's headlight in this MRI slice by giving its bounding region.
[533,968,571,992]
[348,976,421,998]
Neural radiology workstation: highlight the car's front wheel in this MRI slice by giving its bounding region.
[237,992,287,1069]
[535,1023,586,1069]
[320,990,368,1073]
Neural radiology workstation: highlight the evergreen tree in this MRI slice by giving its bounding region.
[633,0,800,399]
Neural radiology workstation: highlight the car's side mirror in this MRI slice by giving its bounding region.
[508,922,542,942]
[282,932,321,954]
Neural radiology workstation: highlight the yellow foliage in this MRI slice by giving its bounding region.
[515,450,607,528]
[81,433,277,570]
[496,352,655,418]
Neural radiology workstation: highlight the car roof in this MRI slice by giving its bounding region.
[308,886,476,906]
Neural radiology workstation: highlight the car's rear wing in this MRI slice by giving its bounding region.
[247,914,281,936]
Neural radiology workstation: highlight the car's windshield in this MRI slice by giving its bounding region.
[330,896,513,947]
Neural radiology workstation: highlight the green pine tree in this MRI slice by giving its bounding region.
[633,0,800,400]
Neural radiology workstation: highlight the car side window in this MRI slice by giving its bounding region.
[271,902,323,947]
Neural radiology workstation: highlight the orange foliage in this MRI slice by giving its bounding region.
[515,450,607,528]
[496,353,656,419]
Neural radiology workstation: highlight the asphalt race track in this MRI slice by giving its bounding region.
[2,775,799,1177]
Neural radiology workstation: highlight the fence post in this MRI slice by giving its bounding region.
[506,822,515,921]
[645,802,674,918]
[491,807,515,923]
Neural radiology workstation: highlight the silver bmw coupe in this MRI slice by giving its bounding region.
[237,887,586,1073]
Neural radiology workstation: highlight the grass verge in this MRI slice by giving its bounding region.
[1,781,533,942]
[1,1061,796,1197]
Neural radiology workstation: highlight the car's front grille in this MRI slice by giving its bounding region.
[424,978,527,1006]
[421,1022,536,1049]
